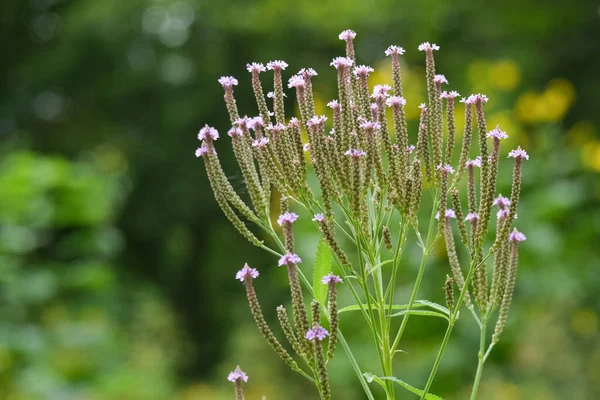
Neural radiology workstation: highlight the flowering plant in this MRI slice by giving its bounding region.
[198,29,528,400]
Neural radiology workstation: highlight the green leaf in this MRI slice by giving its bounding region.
[414,300,451,316]
[338,302,429,315]
[367,259,393,275]
[313,238,331,304]
[389,309,450,321]
[363,373,444,400]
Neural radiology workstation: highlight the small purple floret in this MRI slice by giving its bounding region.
[305,326,329,341]
[322,273,343,285]
[236,264,259,282]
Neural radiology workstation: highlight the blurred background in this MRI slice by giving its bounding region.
[1,0,599,399]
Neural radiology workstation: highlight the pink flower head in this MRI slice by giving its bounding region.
[359,120,381,131]
[330,57,354,70]
[487,125,508,140]
[436,164,455,174]
[353,65,374,78]
[236,264,259,282]
[252,137,270,148]
[370,103,378,112]
[218,76,238,88]
[288,75,306,88]
[227,366,248,383]
[299,68,318,78]
[508,146,529,160]
[249,116,265,131]
[407,144,416,154]
[465,156,482,168]
[305,326,329,341]
[269,123,287,134]
[473,93,489,104]
[266,60,288,71]
[465,212,479,222]
[312,213,325,222]
[278,252,302,267]
[306,115,327,128]
[441,90,460,100]
[418,42,440,52]
[371,84,392,100]
[327,100,340,110]
[345,149,367,158]
[496,209,510,220]
[418,103,427,110]
[246,62,266,73]
[289,117,300,128]
[234,116,251,130]
[509,229,526,242]
[435,209,456,220]
[385,45,405,56]
[434,74,448,85]
[195,145,209,158]
[460,95,477,105]
[228,127,243,138]
[338,29,356,41]
[277,212,298,226]
[322,273,343,285]
[198,125,219,141]
[493,194,511,209]
[303,143,310,152]
[386,96,407,107]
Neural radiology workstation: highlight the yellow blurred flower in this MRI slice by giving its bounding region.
[489,60,521,91]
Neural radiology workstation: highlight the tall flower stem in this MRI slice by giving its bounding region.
[470,313,488,400]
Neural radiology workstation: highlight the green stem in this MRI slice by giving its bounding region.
[469,316,487,400]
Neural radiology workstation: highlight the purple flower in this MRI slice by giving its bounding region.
[345,149,367,158]
[306,115,327,128]
[246,62,266,73]
[353,65,374,78]
[496,209,510,220]
[330,57,354,70]
[418,103,427,110]
[277,212,298,226]
[386,96,407,107]
[371,84,392,99]
[195,146,209,158]
[465,156,482,168]
[236,264,259,282]
[228,127,243,138]
[249,116,265,131]
[234,116,251,130]
[198,125,219,141]
[493,195,511,209]
[418,42,440,52]
[327,100,340,110]
[267,123,286,135]
[278,252,302,266]
[487,125,508,140]
[370,103,378,112]
[465,212,479,222]
[509,229,526,242]
[288,75,306,88]
[359,120,381,131]
[252,137,270,148]
[267,60,288,71]
[407,144,416,154]
[433,74,448,85]
[436,209,456,220]
[385,45,405,56]
[218,76,238,88]
[436,164,455,174]
[322,273,343,285]
[460,95,477,105]
[299,68,318,77]
[441,91,460,99]
[473,93,489,104]
[289,117,301,128]
[305,326,329,341]
[303,143,310,152]
[508,146,529,160]
[338,29,356,41]
[312,213,325,222]
[227,366,248,383]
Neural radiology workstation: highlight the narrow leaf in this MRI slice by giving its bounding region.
[313,238,332,304]
[338,302,429,315]
[415,300,451,316]
[364,373,445,400]
[367,259,394,275]
[389,309,450,321]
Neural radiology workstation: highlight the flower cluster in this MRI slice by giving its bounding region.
[195,29,528,400]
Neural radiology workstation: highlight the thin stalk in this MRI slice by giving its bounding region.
[469,315,487,400]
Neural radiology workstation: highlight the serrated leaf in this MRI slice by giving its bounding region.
[414,300,451,316]
[389,309,450,321]
[313,238,331,304]
[363,373,444,400]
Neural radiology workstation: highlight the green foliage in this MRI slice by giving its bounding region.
[313,238,332,305]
